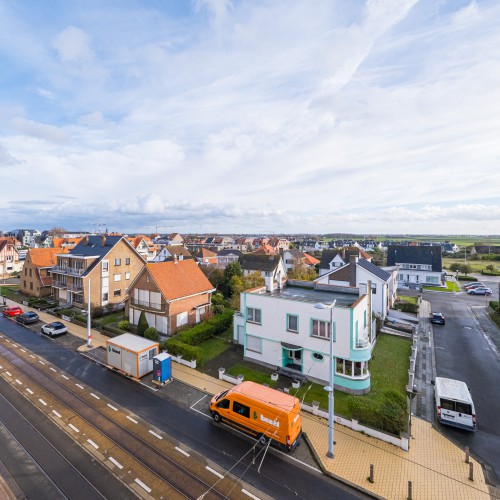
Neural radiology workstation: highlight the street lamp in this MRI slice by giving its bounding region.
[314,300,336,459]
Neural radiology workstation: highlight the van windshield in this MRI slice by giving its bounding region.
[215,390,228,402]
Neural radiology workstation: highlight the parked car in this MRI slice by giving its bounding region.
[41,321,68,337]
[431,312,445,325]
[16,311,40,325]
[464,282,484,290]
[2,305,23,317]
[467,287,492,295]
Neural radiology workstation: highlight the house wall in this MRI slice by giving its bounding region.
[0,244,22,277]
[20,256,49,298]
[396,269,442,286]
[356,267,388,319]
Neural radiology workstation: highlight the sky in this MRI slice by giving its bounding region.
[1,0,500,236]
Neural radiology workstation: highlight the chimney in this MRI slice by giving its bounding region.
[265,276,274,293]
[83,235,89,246]
[100,235,106,246]
[349,254,358,286]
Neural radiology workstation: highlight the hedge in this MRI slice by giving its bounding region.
[162,339,201,362]
[176,323,215,345]
[489,301,498,312]
[207,308,234,334]
[457,276,478,281]
[102,324,125,337]
[394,302,418,314]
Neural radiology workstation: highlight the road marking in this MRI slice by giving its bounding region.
[107,404,118,411]
[109,457,123,469]
[26,388,33,395]
[39,399,47,406]
[20,349,26,353]
[61,375,69,380]
[75,384,84,389]
[134,479,151,493]
[191,394,207,409]
[90,393,100,399]
[5,339,9,343]
[15,379,22,385]
[242,490,261,500]
[175,447,190,457]
[148,430,162,440]
[206,466,224,479]
[29,354,35,359]
[126,416,138,424]
[69,424,79,433]
[87,439,99,449]
[52,410,62,418]
[38,360,45,365]
[49,367,57,372]
[5,371,12,377]
[12,344,17,347]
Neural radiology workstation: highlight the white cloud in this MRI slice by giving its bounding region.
[11,118,68,144]
[52,26,94,63]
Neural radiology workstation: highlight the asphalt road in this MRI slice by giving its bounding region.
[424,279,500,485]
[0,316,367,500]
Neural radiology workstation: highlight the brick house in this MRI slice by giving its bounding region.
[51,235,145,308]
[126,259,215,335]
[0,238,22,278]
[21,247,67,298]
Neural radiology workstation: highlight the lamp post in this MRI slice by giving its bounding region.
[314,300,336,459]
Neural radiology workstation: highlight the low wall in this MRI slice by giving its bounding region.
[168,353,197,369]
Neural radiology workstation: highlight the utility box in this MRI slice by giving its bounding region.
[106,334,159,379]
[153,352,172,385]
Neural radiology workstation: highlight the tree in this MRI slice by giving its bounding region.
[461,264,472,276]
[486,264,495,274]
[144,327,159,341]
[137,310,149,337]
[370,247,385,266]
[448,262,463,274]
[287,264,317,281]
[200,266,225,290]
[242,271,265,289]
[222,261,243,297]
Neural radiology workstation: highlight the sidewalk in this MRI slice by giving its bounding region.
[2,297,495,499]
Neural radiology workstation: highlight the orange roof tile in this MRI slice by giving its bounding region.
[29,247,68,267]
[252,244,276,255]
[146,260,214,301]
[303,253,320,265]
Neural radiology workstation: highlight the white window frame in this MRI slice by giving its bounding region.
[246,307,262,325]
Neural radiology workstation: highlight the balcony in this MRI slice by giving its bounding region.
[52,266,86,276]
[130,297,164,312]
[67,283,84,293]
[52,280,67,289]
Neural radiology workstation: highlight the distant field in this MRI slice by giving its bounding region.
[442,257,500,274]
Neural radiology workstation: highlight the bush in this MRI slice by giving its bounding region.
[207,308,234,334]
[457,275,478,281]
[489,301,498,312]
[102,324,125,337]
[118,320,131,331]
[176,323,215,345]
[137,311,149,337]
[394,302,418,314]
[90,305,105,318]
[162,339,201,362]
[144,327,159,341]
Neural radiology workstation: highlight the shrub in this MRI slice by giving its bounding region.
[207,308,234,334]
[162,339,201,362]
[176,323,215,345]
[118,320,131,331]
[489,301,498,312]
[91,305,105,318]
[102,324,125,337]
[394,302,418,314]
[144,327,159,341]
[137,311,149,337]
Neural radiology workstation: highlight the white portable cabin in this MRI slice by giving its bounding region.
[435,377,476,431]
[106,333,159,379]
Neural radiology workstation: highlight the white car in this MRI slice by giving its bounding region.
[41,321,68,337]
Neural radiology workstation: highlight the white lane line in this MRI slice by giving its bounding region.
[0,365,2,369]
[134,479,151,493]
[90,393,100,400]
[109,457,123,469]
[148,430,162,440]
[15,379,22,385]
[87,439,99,450]
[206,466,224,479]
[126,416,138,424]
[49,367,57,372]
[5,339,10,343]
[29,354,35,359]
[5,371,12,377]
[175,447,190,457]
[190,394,207,409]
[38,360,45,365]
[75,384,84,389]
[61,375,69,380]
[26,388,34,395]
[52,410,62,418]
[12,344,17,347]
[68,424,79,433]
[107,404,118,411]
[38,399,47,406]
[20,349,26,353]
[242,489,261,500]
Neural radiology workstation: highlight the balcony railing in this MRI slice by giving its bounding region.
[355,338,370,349]
[67,283,84,293]
[52,266,86,276]
[130,297,164,312]
[52,280,67,289]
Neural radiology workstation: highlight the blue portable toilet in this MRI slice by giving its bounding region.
[153,352,172,384]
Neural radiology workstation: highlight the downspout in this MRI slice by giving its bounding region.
[367,279,372,342]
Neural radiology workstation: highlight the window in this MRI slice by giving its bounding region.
[114,258,121,266]
[29,269,32,277]
[232,401,250,418]
[246,307,262,324]
[114,274,121,282]
[125,257,130,265]
[287,314,298,333]
[177,311,188,327]
[23,280,26,288]
[312,319,330,339]
[74,295,83,304]
[440,398,455,411]
[113,290,121,297]
[216,399,230,410]
[125,272,131,280]
[102,261,109,272]
[313,353,324,361]
[30,282,33,290]
[336,358,368,378]
[102,293,108,301]
[456,402,472,415]
[246,335,262,353]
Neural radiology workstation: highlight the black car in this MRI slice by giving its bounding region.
[16,311,40,325]
[430,312,445,325]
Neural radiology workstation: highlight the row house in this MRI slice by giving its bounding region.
[282,249,320,271]
[239,254,287,283]
[126,259,215,335]
[51,235,145,308]
[233,278,375,394]
[21,247,67,298]
[0,239,22,278]
[267,237,290,253]
[16,229,42,247]
[215,249,242,269]
[252,244,276,256]
[126,235,158,262]
[193,248,218,266]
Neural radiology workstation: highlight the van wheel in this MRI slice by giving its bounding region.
[258,434,268,445]
[213,412,221,423]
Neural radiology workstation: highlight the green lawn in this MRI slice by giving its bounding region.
[398,295,418,305]
[93,311,126,326]
[422,281,460,292]
[226,364,277,387]
[197,337,232,367]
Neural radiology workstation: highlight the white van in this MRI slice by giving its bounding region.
[435,377,476,431]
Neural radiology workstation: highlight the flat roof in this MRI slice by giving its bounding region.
[107,333,159,352]
[435,377,473,403]
[266,285,359,307]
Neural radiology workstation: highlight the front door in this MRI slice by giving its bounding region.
[282,348,303,372]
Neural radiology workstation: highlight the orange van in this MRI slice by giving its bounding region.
[210,381,302,451]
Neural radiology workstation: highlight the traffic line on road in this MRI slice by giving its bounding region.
[148,430,162,440]
[20,349,26,353]
[126,416,138,424]
[5,371,12,377]
[107,403,118,411]
[242,489,261,500]
[49,367,57,372]
[61,375,69,380]
[206,466,224,479]
[38,399,47,406]
[26,388,33,395]
[29,354,35,359]
[134,479,151,493]
[4,339,9,343]
[15,379,22,385]
[109,457,123,469]
[87,439,99,450]
[90,393,100,399]
[52,410,62,418]
[75,384,84,389]
[11,344,17,348]
[175,447,190,457]
[38,360,45,365]
[68,424,79,433]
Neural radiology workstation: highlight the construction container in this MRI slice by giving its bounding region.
[152,352,172,384]
[106,333,159,379]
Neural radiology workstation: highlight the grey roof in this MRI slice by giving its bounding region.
[319,250,338,269]
[286,248,305,259]
[239,254,281,272]
[357,259,391,281]
[217,249,242,257]
[386,245,442,272]
[165,245,191,257]
[69,235,124,275]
